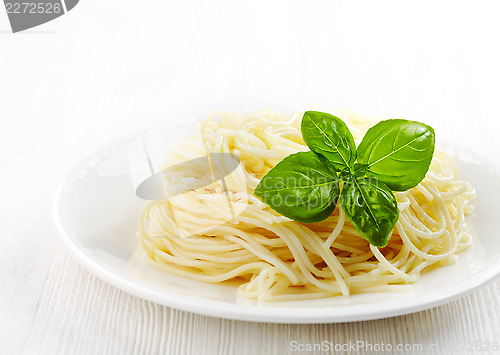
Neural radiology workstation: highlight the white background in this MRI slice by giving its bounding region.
[1,1,499,354]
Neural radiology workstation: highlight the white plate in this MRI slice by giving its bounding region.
[53,125,500,323]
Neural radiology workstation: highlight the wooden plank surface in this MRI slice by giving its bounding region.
[1,1,500,354]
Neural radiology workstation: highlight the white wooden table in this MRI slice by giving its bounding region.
[1,1,499,354]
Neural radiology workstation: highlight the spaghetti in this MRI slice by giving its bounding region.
[137,110,475,301]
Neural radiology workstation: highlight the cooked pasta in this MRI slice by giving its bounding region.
[137,110,475,301]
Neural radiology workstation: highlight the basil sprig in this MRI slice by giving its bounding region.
[254,111,435,247]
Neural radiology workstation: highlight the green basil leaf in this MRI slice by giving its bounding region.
[301,111,356,170]
[357,119,435,191]
[254,151,339,223]
[340,176,399,247]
